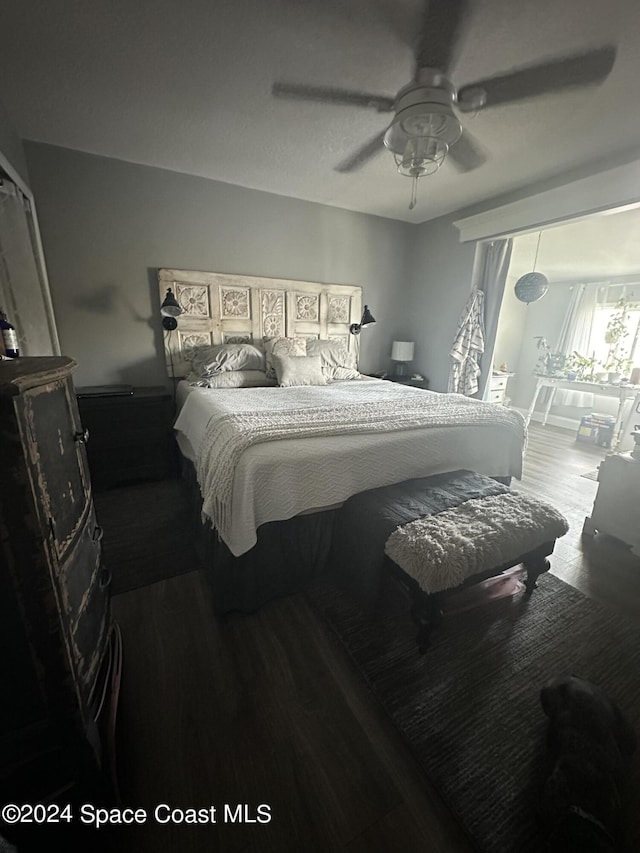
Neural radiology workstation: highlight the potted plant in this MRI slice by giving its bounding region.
[567,351,598,381]
[604,298,630,346]
[534,336,567,376]
[604,353,632,384]
[603,298,632,383]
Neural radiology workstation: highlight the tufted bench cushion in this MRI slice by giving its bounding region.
[329,470,511,605]
[385,490,569,595]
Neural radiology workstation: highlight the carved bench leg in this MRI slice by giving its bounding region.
[523,555,550,595]
[410,591,443,654]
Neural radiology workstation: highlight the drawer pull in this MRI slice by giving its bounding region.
[99,567,112,589]
[74,428,90,444]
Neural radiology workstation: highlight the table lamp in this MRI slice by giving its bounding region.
[391,341,414,378]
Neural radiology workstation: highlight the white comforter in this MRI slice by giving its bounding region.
[174,378,526,556]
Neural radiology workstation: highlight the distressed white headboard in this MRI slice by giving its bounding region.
[157,268,362,377]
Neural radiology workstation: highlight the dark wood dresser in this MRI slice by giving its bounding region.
[0,357,120,808]
[76,386,177,490]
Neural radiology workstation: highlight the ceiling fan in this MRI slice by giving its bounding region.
[272,0,616,209]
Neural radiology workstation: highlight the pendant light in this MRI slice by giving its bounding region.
[514,232,549,304]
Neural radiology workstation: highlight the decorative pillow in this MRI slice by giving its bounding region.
[190,343,265,376]
[305,338,361,380]
[273,355,327,388]
[186,370,276,388]
[263,337,306,379]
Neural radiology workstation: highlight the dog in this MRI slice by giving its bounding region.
[539,674,636,852]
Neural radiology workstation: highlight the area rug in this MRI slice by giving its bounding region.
[307,574,640,853]
[94,478,204,594]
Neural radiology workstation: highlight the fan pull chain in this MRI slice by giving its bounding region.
[409,176,418,210]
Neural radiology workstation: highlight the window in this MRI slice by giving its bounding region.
[589,296,640,374]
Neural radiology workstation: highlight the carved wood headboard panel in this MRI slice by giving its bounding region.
[157,269,362,377]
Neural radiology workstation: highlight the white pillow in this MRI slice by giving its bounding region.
[263,337,306,379]
[187,370,276,388]
[274,355,327,387]
[305,339,361,380]
[191,343,265,376]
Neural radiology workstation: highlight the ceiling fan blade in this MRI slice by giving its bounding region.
[335,131,387,173]
[447,129,486,172]
[415,0,468,73]
[272,82,395,112]
[457,45,616,112]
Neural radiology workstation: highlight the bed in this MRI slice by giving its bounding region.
[160,268,526,613]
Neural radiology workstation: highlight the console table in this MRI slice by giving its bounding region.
[525,376,640,451]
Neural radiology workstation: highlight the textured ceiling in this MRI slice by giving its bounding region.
[2,0,640,223]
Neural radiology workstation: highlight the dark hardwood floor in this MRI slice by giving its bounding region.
[517,423,640,619]
[108,423,640,852]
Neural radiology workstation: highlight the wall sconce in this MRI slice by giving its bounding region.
[160,287,182,330]
[391,340,415,378]
[350,305,376,335]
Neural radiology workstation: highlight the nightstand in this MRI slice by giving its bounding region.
[489,372,514,404]
[373,373,430,390]
[76,386,178,489]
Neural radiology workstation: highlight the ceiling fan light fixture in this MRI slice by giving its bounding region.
[383,100,462,207]
[384,102,462,154]
[394,136,448,177]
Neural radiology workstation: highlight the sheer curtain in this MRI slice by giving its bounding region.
[554,282,599,407]
[556,283,599,357]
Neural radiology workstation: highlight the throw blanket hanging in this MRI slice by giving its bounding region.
[196,393,526,545]
[448,289,485,396]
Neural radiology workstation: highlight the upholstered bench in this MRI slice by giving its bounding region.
[385,487,569,651]
[329,470,569,653]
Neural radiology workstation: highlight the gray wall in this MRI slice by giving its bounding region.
[505,284,573,409]
[0,98,29,188]
[404,213,477,391]
[25,142,411,387]
[25,141,638,393]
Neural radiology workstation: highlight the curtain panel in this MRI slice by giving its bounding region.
[474,238,513,400]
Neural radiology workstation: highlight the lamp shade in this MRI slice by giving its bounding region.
[361,305,376,327]
[514,272,549,304]
[350,304,376,335]
[391,341,415,362]
[161,287,182,317]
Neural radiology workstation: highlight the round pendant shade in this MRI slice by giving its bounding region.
[514,271,549,304]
